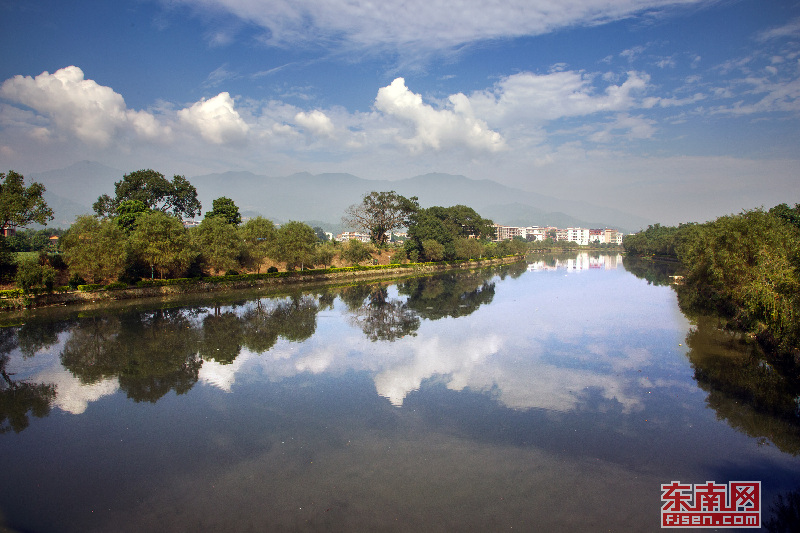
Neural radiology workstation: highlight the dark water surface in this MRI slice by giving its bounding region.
[1,255,798,532]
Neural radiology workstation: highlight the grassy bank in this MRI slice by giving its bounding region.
[0,255,524,311]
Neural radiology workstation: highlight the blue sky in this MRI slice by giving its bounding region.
[1,0,798,224]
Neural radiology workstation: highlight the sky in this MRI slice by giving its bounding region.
[0,0,798,225]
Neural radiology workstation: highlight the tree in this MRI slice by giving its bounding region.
[313,226,329,242]
[93,169,201,219]
[422,239,445,261]
[129,211,194,279]
[205,197,241,226]
[343,191,419,246]
[0,171,54,231]
[273,221,316,270]
[192,216,243,274]
[454,237,485,260]
[341,239,374,265]
[61,215,128,283]
[14,257,55,292]
[405,205,494,261]
[239,217,277,273]
[114,199,148,234]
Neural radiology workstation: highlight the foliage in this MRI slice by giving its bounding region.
[343,191,419,246]
[313,226,329,242]
[422,239,445,261]
[313,242,336,267]
[205,196,241,226]
[405,205,494,261]
[192,216,243,274]
[239,216,277,273]
[93,169,201,219]
[341,239,375,265]
[273,221,317,270]
[129,210,195,279]
[454,237,485,260]
[0,170,54,231]
[15,257,55,292]
[626,206,800,356]
[61,215,128,283]
[5,227,64,252]
[114,199,148,234]
[0,236,16,282]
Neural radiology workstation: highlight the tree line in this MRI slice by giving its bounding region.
[623,204,800,356]
[0,169,528,292]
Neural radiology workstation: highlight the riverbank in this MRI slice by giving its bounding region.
[0,255,524,312]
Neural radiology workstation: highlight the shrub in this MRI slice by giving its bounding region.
[267,266,278,273]
[104,281,128,290]
[68,273,87,289]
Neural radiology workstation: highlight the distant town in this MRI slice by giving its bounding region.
[335,224,624,246]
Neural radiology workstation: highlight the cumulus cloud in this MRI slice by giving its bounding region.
[169,0,710,52]
[374,78,505,153]
[178,92,249,144]
[467,70,651,129]
[0,66,166,146]
[294,109,334,137]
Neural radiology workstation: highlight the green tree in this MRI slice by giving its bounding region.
[422,239,445,261]
[454,237,485,260]
[239,216,277,273]
[192,216,243,274]
[129,211,194,279]
[405,205,494,261]
[313,226,329,242]
[205,197,241,226]
[0,170,54,231]
[93,169,201,219]
[114,199,148,234]
[313,242,336,268]
[14,257,55,292]
[341,239,374,265]
[61,215,128,283]
[273,221,316,270]
[343,191,419,246]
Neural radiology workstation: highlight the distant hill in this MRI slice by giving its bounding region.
[27,162,653,233]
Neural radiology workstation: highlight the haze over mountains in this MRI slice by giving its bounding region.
[30,161,653,233]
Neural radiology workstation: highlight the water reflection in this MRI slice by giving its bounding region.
[686,315,800,455]
[0,329,56,433]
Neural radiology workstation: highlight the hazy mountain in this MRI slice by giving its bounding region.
[27,162,653,232]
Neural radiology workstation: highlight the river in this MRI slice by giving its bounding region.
[1,254,798,532]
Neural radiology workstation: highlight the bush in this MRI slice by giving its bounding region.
[267,266,278,273]
[15,257,55,292]
[341,239,374,265]
[390,249,406,264]
[77,284,105,292]
[104,281,128,290]
[68,273,87,289]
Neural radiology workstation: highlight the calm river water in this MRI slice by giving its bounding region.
[1,254,798,532]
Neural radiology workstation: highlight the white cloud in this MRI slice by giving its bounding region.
[756,17,800,42]
[0,66,167,146]
[467,70,651,129]
[169,0,710,53]
[178,92,250,144]
[294,109,334,138]
[374,78,505,153]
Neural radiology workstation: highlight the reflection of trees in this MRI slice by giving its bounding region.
[686,316,800,454]
[399,273,495,320]
[239,295,319,353]
[622,255,679,286]
[17,319,74,358]
[347,287,420,342]
[765,487,800,533]
[61,310,202,403]
[200,311,242,364]
[0,329,56,433]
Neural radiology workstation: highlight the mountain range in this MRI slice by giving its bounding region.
[28,161,653,233]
